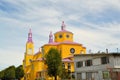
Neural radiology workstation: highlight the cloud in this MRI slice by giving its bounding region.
[0,0,120,70]
[0,47,24,70]
[67,21,120,53]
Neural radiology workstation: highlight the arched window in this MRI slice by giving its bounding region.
[62,63,65,68]
[68,63,71,70]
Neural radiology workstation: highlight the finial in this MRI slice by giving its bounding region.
[49,31,52,37]
[61,21,66,30]
[27,28,33,43]
[29,28,32,33]
[49,31,53,43]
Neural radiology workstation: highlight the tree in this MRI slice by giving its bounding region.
[60,68,71,79]
[0,65,24,80]
[45,48,62,80]
[4,65,16,80]
[0,70,4,79]
[15,65,24,80]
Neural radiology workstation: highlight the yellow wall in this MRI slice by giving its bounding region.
[24,42,34,67]
[43,43,86,59]
[23,26,86,80]
[32,61,44,80]
[33,52,42,60]
[26,42,34,55]
[59,44,86,58]
[64,61,74,72]
[42,45,57,54]
[24,54,33,66]
[54,32,73,42]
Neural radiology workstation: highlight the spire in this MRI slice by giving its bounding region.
[61,21,66,30]
[49,31,53,43]
[27,28,33,43]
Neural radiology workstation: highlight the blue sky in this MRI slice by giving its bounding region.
[0,0,120,70]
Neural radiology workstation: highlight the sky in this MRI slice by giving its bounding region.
[0,0,120,70]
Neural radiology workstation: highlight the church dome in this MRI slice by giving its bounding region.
[54,21,73,42]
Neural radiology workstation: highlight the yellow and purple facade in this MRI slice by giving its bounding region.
[23,21,86,80]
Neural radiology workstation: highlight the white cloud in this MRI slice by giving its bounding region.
[0,48,24,70]
[0,0,120,70]
[67,21,120,53]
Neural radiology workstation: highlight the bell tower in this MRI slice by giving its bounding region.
[26,28,34,54]
[23,28,34,67]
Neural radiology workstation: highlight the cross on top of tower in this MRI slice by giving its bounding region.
[61,21,66,30]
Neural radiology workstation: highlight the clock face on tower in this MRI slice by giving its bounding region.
[70,48,75,54]
[28,48,32,54]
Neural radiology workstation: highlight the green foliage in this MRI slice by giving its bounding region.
[15,65,24,80]
[60,68,71,79]
[45,48,62,80]
[0,70,4,79]
[4,65,16,80]
[35,78,46,80]
[0,65,24,80]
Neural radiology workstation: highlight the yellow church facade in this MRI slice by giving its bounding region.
[23,21,86,80]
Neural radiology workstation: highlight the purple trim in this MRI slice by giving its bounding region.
[54,30,73,34]
[62,58,73,62]
[27,28,33,43]
[48,31,53,43]
[61,21,66,30]
[44,41,82,46]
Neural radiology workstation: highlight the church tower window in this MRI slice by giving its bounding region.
[66,34,69,38]
[59,34,62,38]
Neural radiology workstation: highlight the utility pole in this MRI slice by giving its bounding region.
[117,48,118,53]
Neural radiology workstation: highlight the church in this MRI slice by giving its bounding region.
[23,21,86,80]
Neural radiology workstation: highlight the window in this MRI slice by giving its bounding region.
[76,61,83,68]
[59,34,62,38]
[66,34,69,38]
[36,72,41,78]
[86,72,92,80]
[68,63,71,70]
[103,71,110,79]
[62,63,65,68]
[101,57,109,64]
[85,60,92,66]
[77,73,82,80]
[70,48,75,54]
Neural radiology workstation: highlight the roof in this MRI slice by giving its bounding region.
[54,30,73,34]
[62,58,73,62]
[32,58,44,62]
[74,53,120,57]
[43,41,83,46]
[34,51,42,55]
